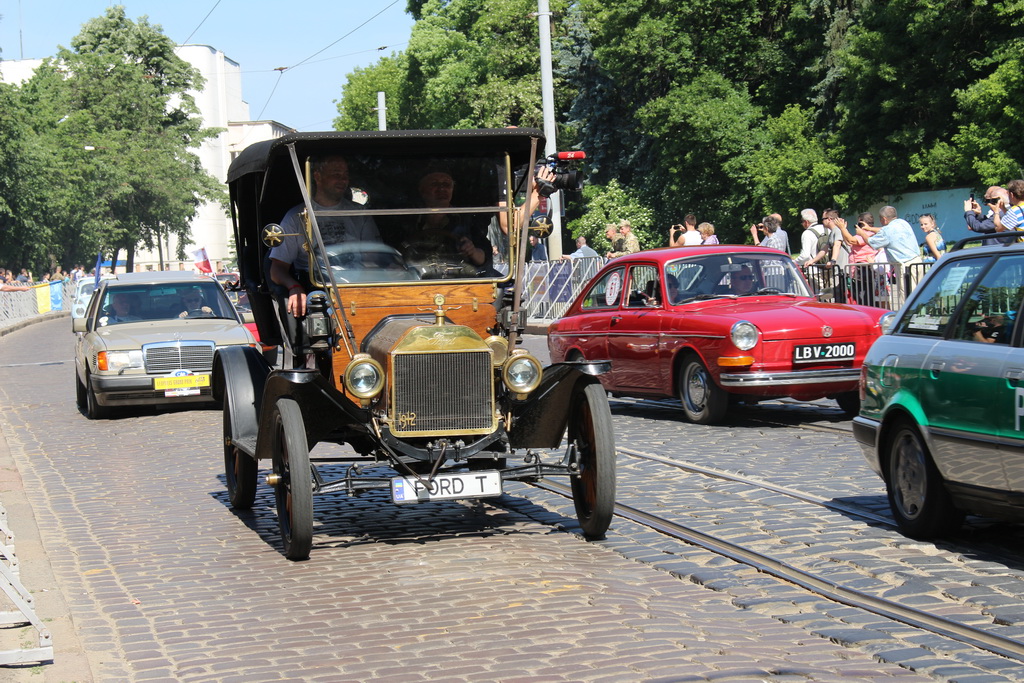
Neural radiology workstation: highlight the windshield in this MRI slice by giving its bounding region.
[98,281,237,325]
[278,152,519,287]
[664,253,811,303]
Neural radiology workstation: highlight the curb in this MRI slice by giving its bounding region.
[525,320,550,336]
[0,311,70,338]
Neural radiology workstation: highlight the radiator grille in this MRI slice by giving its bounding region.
[144,342,215,373]
[392,350,494,435]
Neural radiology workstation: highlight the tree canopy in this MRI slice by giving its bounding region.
[335,0,1024,248]
[0,6,223,273]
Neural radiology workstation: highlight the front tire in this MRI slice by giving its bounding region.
[569,382,616,540]
[271,398,313,560]
[84,372,109,420]
[678,354,728,424]
[75,372,87,410]
[886,420,962,539]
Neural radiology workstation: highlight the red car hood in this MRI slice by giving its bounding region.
[682,297,885,340]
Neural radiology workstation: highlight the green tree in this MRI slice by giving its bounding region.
[832,0,999,202]
[337,0,573,131]
[334,53,409,130]
[567,179,656,252]
[14,6,223,272]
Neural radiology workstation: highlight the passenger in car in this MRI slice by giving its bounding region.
[665,274,682,304]
[402,169,494,275]
[972,315,1007,343]
[106,293,141,323]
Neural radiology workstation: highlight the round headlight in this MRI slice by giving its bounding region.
[879,311,896,335]
[344,355,384,400]
[502,352,541,397]
[730,321,759,351]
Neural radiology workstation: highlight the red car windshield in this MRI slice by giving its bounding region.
[665,253,811,302]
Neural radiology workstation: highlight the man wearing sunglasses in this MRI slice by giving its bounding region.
[177,288,213,319]
[965,185,1011,244]
[729,265,757,295]
[993,179,1024,235]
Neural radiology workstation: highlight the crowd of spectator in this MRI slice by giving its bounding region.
[0,264,91,292]
[528,179,1024,272]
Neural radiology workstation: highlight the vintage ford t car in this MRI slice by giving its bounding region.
[217,129,615,559]
[548,246,893,424]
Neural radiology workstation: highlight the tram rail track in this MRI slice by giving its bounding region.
[531,477,1024,665]
[618,446,893,527]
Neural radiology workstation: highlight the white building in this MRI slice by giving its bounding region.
[145,45,293,273]
[1,46,293,273]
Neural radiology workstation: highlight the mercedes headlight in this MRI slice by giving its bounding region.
[97,350,143,372]
[344,354,384,404]
[730,321,759,351]
[502,351,541,399]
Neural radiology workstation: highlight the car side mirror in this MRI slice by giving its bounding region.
[241,311,255,325]
[72,317,87,334]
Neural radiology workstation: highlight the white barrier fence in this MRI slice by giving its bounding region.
[0,260,935,330]
[0,281,77,332]
[521,257,936,321]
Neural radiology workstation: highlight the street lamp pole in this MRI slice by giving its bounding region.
[537,0,563,259]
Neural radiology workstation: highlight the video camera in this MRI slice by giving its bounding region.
[530,151,587,198]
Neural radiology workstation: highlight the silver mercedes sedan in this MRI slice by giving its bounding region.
[73,271,256,419]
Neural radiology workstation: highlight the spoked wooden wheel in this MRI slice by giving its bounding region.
[223,403,257,510]
[271,398,313,560]
[568,382,616,540]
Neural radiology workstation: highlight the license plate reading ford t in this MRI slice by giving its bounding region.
[793,343,855,363]
[391,471,502,504]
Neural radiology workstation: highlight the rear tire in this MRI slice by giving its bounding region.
[271,398,313,560]
[223,405,257,510]
[835,391,860,416]
[569,382,616,540]
[886,420,962,539]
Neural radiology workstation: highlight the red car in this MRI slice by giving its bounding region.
[547,246,892,424]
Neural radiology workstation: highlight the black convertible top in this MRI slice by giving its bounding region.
[227,128,545,184]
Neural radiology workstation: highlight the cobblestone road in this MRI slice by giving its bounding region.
[0,318,1014,681]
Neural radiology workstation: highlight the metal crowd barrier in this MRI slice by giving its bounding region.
[0,281,76,332]
[521,257,934,322]
[801,261,933,311]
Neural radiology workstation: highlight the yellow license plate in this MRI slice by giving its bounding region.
[153,374,211,390]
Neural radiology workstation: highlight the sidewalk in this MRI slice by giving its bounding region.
[0,346,93,681]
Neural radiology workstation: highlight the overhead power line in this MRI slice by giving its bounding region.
[180,0,223,46]
[285,0,402,72]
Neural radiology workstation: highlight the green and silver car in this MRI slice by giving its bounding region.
[854,233,1024,538]
[73,271,257,419]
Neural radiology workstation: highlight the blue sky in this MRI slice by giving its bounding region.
[0,0,414,131]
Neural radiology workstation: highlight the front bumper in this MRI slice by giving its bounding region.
[90,373,213,406]
[852,415,883,476]
[718,367,860,388]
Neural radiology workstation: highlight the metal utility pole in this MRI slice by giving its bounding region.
[537,0,563,259]
[376,92,387,131]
